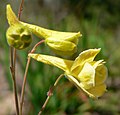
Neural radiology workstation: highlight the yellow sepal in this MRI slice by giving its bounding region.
[71,48,101,76]
[66,75,96,98]
[6,4,19,26]
[87,83,107,98]
[21,22,81,40]
[28,53,73,72]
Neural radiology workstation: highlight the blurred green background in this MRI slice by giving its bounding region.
[0,0,120,115]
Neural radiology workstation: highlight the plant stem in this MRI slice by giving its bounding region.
[10,47,13,67]
[10,47,19,115]
[38,74,64,115]
[18,0,24,19]
[9,0,25,114]
[20,40,45,115]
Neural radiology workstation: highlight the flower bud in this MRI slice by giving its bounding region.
[45,35,79,56]
[21,22,82,56]
[6,4,82,55]
[6,24,32,50]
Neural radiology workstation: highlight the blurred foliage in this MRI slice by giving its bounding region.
[0,0,120,115]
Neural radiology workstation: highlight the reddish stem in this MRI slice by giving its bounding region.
[20,40,45,115]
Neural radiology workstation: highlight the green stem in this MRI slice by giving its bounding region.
[20,40,45,115]
[38,74,64,115]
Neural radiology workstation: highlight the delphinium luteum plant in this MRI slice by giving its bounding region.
[6,3,107,115]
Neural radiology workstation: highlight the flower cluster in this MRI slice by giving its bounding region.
[6,4,108,98]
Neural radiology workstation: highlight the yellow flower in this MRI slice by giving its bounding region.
[6,4,32,49]
[21,22,81,56]
[6,4,82,56]
[28,48,108,98]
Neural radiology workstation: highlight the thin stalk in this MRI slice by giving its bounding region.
[10,47,13,67]
[38,74,64,115]
[10,47,19,115]
[9,0,25,114]
[18,0,24,19]
[20,40,45,115]
[13,48,19,113]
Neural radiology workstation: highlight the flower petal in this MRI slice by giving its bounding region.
[86,83,107,98]
[95,64,108,85]
[46,38,77,56]
[28,53,73,72]
[77,62,95,89]
[89,60,104,69]
[66,75,95,98]
[71,48,101,76]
